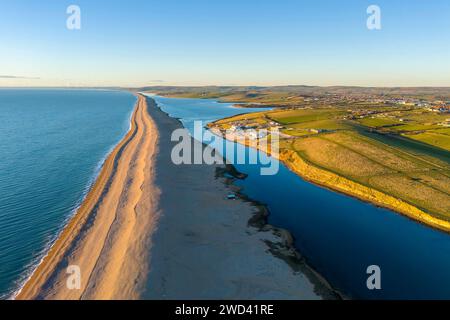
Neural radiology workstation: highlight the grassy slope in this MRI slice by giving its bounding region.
[140,85,450,101]
[212,107,450,231]
[146,86,450,228]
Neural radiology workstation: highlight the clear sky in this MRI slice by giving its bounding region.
[1,0,449,87]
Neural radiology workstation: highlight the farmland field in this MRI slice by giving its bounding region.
[211,105,450,226]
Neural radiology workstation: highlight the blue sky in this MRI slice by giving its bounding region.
[0,0,449,87]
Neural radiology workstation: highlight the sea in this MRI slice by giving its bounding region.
[0,89,136,298]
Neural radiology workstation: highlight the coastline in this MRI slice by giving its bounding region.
[16,94,159,299]
[209,126,450,234]
[279,150,450,233]
[141,97,337,299]
[147,101,342,298]
[217,168,344,299]
[15,93,337,300]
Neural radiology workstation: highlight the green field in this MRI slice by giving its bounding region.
[150,85,450,221]
[212,106,450,223]
[269,109,347,124]
[405,131,450,151]
[357,117,400,128]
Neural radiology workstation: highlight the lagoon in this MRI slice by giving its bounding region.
[152,95,450,299]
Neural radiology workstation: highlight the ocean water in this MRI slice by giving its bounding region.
[0,89,135,298]
[152,95,450,299]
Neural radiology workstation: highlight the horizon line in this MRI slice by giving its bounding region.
[1,85,450,89]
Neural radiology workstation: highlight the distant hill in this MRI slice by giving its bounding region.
[136,85,450,101]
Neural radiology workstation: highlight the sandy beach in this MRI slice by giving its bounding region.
[16,94,159,299]
[16,94,335,300]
